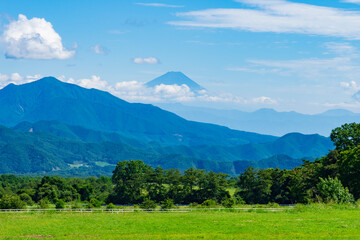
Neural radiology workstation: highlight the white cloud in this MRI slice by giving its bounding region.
[0,72,42,88]
[341,81,360,92]
[2,14,74,59]
[0,74,9,82]
[91,44,108,55]
[133,57,159,64]
[135,3,183,8]
[66,75,111,91]
[252,96,277,104]
[169,0,360,40]
[0,73,278,106]
[10,73,23,81]
[227,42,360,80]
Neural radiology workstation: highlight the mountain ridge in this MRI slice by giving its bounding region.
[146,71,205,92]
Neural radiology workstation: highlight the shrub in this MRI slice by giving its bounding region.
[189,202,199,208]
[160,199,175,210]
[72,201,82,209]
[140,198,157,210]
[221,198,236,208]
[55,199,65,209]
[266,202,280,208]
[0,195,26,209]
[106,203,116,209]
[38,199,49,209]
[317,177,354,204]
[201,199,217,208]
[235,196,246,205]
[89,198,102,208]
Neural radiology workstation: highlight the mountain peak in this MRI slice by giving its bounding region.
[32,76,66,86]
[146,71,205,91]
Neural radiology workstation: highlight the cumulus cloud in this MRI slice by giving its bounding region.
[252,96,277,104]
[169,0,360,40]
[66,75,112,91]
[135,3,183,8]
[133,57,159,64]
[0,72,278,106]
[91,44,108,55]
[0,72,42,88]
[2,14,74,59]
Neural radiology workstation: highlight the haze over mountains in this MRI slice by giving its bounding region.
[157,104,360,137]
[0,75,339,176]
[145,72,358,137]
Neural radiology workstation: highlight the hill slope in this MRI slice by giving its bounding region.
[0,77,275,147]
[0,124,305,176]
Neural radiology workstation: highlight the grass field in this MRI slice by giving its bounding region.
[1,205,360,239]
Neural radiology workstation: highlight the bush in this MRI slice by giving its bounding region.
[160,199,175,210]
[0,195,26,209]
[266,202,280,208]
[317,177,354,204]
[235,196,246,205]
[89,198,102,208]
[189,202,199,208]
[201,199,217,208]
[106,203,116,209]
[72,201,82,209]
[19,193,34,206]
[55,199,65,209]
[140,198,157,210]
[221,198,236,208]
[38,199,49,209]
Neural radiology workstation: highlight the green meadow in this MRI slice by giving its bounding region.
[1,205,360,239]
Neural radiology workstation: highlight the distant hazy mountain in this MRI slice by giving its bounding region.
[146,71,205,92]
[0,77,275,147]
[156,103,360,136]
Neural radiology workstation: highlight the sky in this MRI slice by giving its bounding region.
[1,0,360,113]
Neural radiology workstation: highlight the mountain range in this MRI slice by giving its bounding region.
[156,103,360,136]
[0,76,336,176]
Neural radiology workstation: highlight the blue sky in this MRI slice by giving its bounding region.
[1,0,360,113]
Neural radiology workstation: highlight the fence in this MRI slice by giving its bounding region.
[0,207,290,213]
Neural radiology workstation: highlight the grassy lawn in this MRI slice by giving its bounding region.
[1,205,360,239]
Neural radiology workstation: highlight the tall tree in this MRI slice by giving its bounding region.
[111,160,152,204]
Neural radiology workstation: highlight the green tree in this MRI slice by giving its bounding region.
[236,167,272,204]
[338,146,360,198]
[0,195,26,209]
[19,193,34,206]
[330,123,360,151]
[317,177,354,203]
[111,160,152,204]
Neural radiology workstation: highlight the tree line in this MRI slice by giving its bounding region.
[1,123,360,208]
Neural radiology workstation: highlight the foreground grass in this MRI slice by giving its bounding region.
[1,205,360,239]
